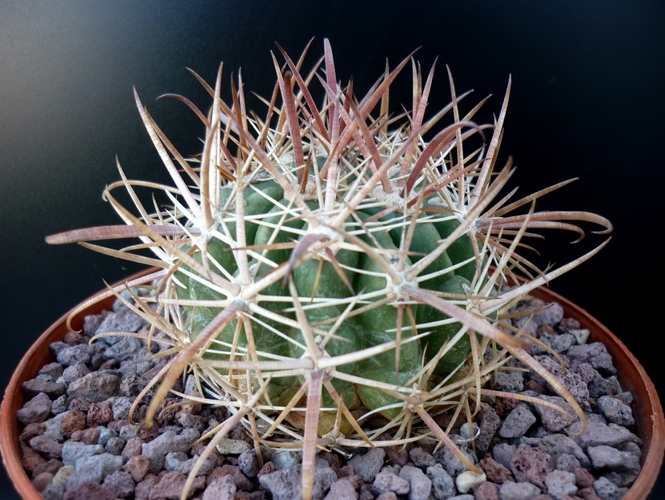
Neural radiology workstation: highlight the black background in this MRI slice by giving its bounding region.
[1,1,663,498]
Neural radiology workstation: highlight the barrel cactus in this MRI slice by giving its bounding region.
[48,39,611,499]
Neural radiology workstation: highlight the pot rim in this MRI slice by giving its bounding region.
[1,269,663,499]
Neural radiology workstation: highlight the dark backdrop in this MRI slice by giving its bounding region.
[1,1,663,498]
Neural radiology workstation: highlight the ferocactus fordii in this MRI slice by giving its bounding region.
[48,39,611,499]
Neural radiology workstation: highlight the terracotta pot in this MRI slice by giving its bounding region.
[1,270,664,499]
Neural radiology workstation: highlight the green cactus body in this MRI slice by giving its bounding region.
[176,183,483,423]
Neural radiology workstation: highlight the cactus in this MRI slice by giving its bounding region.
[48,39,611,499]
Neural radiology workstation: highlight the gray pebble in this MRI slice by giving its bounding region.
[594,476,628,500]
[568,328,590,345]
[540,434,591,469]
[273,450,303,470]
[51,394,68,415]
[61,440,104,466]
[94,310,146,341]
[399,465,431,500]
[102,469,135,498]
[596,396,635,427]
[105,436,126,455]
[408,447,437,469]
[533,395,579,432]
[238,449,260,478]
[588,445,640,472]
[62,361,90,384]
[141,428,200,473]
[589,373,621,399]
[555,453,581,472]
[567,342,616,375]
[103,336,143,362]
[371,471,410,496]
[112,396,133,420]
[164,451,214,476]
[476,407,501,457]
[434,442,477,478]
[65,453,123,490]
[500,403,536,438]
[56,344,92,367]
[492,443,516,469]
[545,469,577,499]
[426,463,455,500]
[494,371,525,393]
[97,427,118,446]
[348,448,385,482]
[569,420,634,449]
[66,371,120,403]
[498,480,541,500]
[259,464,336,500]
[119,424,139,440]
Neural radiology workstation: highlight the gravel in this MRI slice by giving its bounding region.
[15,294,644,499]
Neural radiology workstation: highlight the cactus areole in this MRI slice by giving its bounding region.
[48,40,611,499]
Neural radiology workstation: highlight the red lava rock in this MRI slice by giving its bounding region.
[32,458,63,478]
[21,422,47,442]
[525,380,547,394]
[139,424,160,443]
[202,475,236,500]
[319,450,343,469]
[88,402,114,427]
[99,359,117,370]
[71,427,101,445]
[207,465,253,491]
[257,461,275,478]
[123,454,151,482]
[575,487,603,500]
[29,435,64,460]
[32,471,55,492]
[510,444,554,490]
[120,375,145,397]
[135,474,160,498]
[335,465,356,480]
[68,398,92,413]
[230,426,254,447]
[156,397,179,426]
[62,481,120,500]
[494,397,518,419]
[474,480,499,500]
[64,331,86,345]
[22,378,66,399]
[102,470,136,498]
[385,446,409,467]
[60,410,87,437]
[148,470,206,499]
[20,447,46,473]
[122,437,145,460]
[191,442,224,467]
[181,390,203,415]
[17,392,52,425]
[234,490,268,500]
[480,456,513,484]
[573,467,596,489]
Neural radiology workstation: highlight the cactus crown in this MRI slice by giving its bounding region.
[48,39,611,499]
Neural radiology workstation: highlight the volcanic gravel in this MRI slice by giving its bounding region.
[16,292,643,500]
